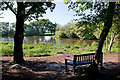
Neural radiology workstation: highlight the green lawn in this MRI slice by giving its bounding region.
[1,41,120,56]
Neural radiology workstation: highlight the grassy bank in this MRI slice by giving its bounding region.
[0,41,120,56]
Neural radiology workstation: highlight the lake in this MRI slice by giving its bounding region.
[0,36,98,46]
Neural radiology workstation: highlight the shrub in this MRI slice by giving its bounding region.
[3,41,9,44]
[65,45,71,48]
[85,45,95,52]
[1,43,14,56]
[83,42,87,48]
[91,41,98,47]
[73,45,79,49]
[55,31,68,38]
[50,43,54,46]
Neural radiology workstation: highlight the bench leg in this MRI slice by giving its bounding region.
[65,59,68,72]
[73,64,75,75]
[101,60,103,70]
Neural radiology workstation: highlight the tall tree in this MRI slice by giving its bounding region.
[95,2,115,69]
[65,1,119,71]
[0,1,55,64]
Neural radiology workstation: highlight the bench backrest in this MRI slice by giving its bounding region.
[73,53,96,65]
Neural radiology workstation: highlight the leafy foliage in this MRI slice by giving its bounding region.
[55,22,97,40]
[64,1,120,39]
[27,19,57,35]
[0,2,56,21]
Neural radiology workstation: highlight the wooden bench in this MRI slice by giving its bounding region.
[65,53,103,74]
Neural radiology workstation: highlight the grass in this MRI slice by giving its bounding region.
[1,41,120,57]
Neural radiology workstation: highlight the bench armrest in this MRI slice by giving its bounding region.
[65,58,73,61]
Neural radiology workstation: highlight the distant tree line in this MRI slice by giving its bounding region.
[55,22,98,40]
[0,22,15,37]
[0,19,57,37]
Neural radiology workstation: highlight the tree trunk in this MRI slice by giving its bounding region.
[106,36,108,51]
[108,32,114,51]
[14,2,25,64]
[95,2,115,70]
[108,32,119,51]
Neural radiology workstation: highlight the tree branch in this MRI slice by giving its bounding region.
[25,3,37,18]
[3,2,17,15]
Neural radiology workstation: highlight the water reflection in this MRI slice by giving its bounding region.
[23,36,56,44]
[0,36,98,46]
[57,38,98,46]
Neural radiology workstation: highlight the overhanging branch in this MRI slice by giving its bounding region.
[3,1,17,15]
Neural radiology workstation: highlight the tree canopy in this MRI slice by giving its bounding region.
[64,1,119,23]
[0,2,55,20]
[0,1,56,64]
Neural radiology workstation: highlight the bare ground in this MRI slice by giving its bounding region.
[1,51,120,80]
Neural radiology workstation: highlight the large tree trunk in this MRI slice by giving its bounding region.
[14,2,25,64]
[95,2,115,70]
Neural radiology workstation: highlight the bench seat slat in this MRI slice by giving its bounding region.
[67,59,94,65]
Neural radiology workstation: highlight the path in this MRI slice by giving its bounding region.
[1,52,120,80]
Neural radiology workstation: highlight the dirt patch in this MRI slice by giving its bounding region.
[1,52,120,80]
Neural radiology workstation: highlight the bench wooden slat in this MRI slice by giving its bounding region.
[65,53,100,74]
[65,52,103,74]
[68,59,94,65]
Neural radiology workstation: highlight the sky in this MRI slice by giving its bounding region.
[0,1,78,26]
